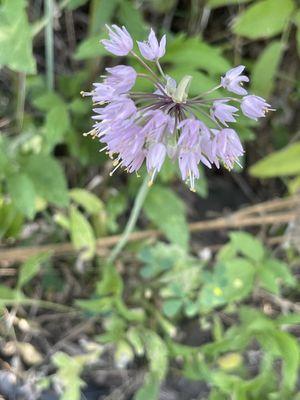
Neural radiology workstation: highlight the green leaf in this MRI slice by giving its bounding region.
[165,36,231,75]
[24,154,69,206]
[18,252,51,289]
[273,331,299,391]
[251,41,283,98]
[70,206,96,260]
[162,298,182,317]
[69,189,104,214]
[7,173,36,219]
[276,313,300,326]
[32,92,63,111]
[67,0,89,10]
[117,0,148,40]
[250,142,300,178]
[0,201,24,239]
[259,259,296,293]
[0,285,18,300]
[233,0,294,39]
[89,0,119,35]
[229,231,265,262]
[74,34,107,60]
[96,263,123,297]
[44,105,70,150]
[0,0,36,73]
[223,258,255,301]
[143,330,168,380]
[144,186,189,250]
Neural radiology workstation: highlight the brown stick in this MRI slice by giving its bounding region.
[0,196,299,263]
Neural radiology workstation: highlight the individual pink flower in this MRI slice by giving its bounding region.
[221,65,249,95]
[137,29,166,61]
[104,65,137,93]
[241,95,271,120]
[211,100,238,126]
[101,25,133,56]
[146,143,167,184]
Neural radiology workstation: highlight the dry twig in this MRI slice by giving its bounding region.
[0,195,299,264]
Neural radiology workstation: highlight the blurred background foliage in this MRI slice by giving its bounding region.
[0,0,300,399]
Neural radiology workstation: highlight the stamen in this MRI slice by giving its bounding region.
[109,161,123,176]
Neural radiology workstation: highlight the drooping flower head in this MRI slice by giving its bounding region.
[82,25,273,191]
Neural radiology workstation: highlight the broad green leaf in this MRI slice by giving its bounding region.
[7,173,36,219]
[250,142,300,178]
[144,186,189,250]
[69,189,104,214]
[0,201,24,239]
[143,330,168,380]
[251,41,283,98]
[32,92,63,111]
[89,0,119,35]
[18,252,51,289]
[258,259,295,294]
[44,105,70,150]
[222,258,255,301]
[162,298,182,317]
[0,284,18,300]
[74,35,107,60]
[276,313,300,326]
[0,0,36,73]
[233,0,294,39]
[96,263,123,297]
[70,206,96,260]
[207,0,252,8]
[165,36,231,75]
[117,0,148,39]
[229,231,265,262]
[273,331,299,391]
[67,0,89,10]
[24,154,69,206]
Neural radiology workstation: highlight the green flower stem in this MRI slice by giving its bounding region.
[108,176,150,264]
[45,0,54,90]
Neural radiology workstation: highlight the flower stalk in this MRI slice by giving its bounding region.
[107,176,150,264]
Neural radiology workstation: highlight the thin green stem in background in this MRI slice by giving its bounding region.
[107,176,150,264]
[16,72,26,131]
[45,0,54,90]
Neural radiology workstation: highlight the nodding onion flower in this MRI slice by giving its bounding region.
[82,25,272,191]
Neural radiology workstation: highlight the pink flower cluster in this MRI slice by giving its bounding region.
[82,25,272,191]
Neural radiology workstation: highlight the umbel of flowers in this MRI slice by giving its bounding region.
[82,25,272,191]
